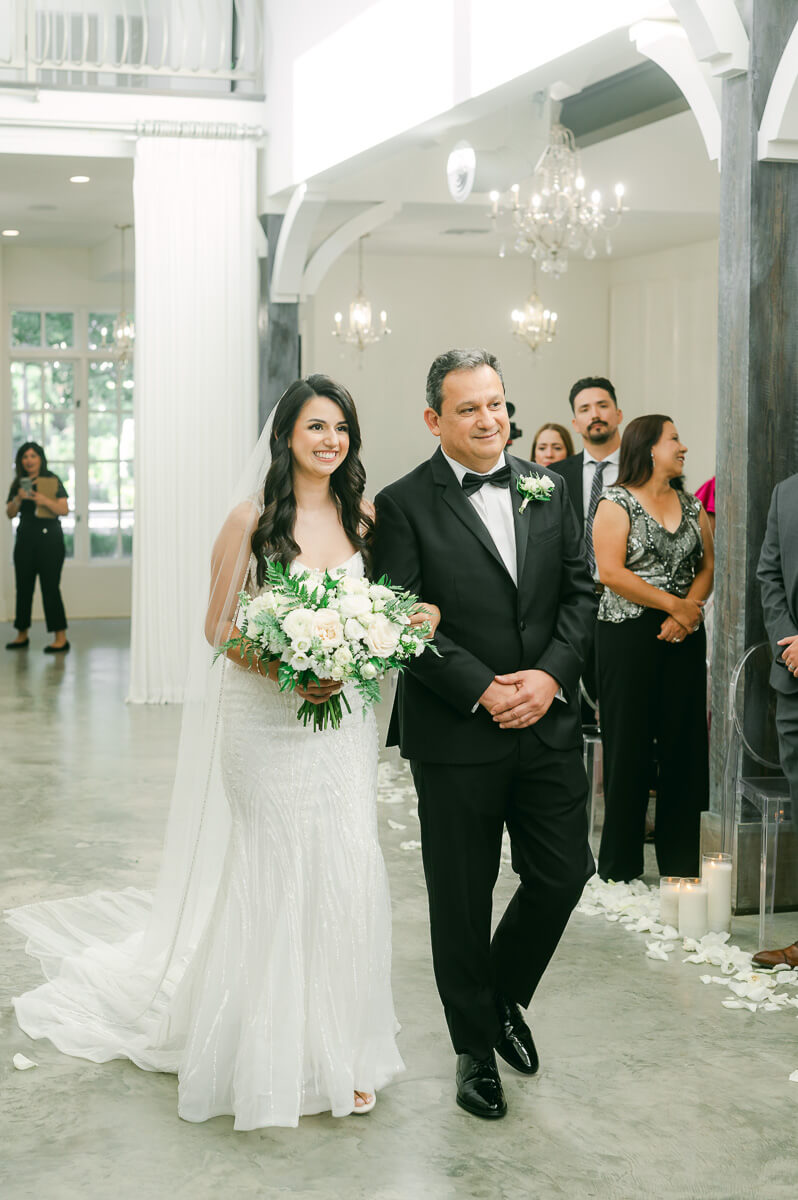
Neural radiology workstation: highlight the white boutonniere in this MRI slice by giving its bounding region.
[517,472,555,513]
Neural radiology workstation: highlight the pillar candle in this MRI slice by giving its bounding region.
[702,854,733,933]
[659,877,682,927]
[678,879,708,939]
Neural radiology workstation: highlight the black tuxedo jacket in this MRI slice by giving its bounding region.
[548,452,585,526]
[372,448,598,763]
[758,473,798,694]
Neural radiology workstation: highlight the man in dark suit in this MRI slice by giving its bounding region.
[549,376,623,715]
[373,348,596,1119]
[753,474,798,967]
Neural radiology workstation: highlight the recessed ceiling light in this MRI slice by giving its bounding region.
[2,229,20,237]
[69,175,90,184]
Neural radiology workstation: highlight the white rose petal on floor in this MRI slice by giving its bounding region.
[576,877,798,1023]
[12,1054,37,1070]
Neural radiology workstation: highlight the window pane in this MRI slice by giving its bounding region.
[45,311,74,349]
[88,359,118,410]
[42,361,74,410]
[12,411,44,449]
[12,362,43,410]
[120,360,134,409]
[120,511,134,557]
[11,311,41,347]
[120,416,134,460]
[90,512,119,558]
[43,410,75,462]
[61,521,75,559]
[89,411,119,460]
[89,460,118,508]
[120,461,134,509]
[10,362,25,410]
[88,312,117,352]
[47,461,75,499]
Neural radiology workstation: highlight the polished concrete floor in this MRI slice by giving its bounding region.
[2,620,798,1200]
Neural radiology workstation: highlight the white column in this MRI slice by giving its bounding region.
[129,136,258,702]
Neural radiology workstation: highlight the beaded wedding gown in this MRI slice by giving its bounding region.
[9,548,403,1129]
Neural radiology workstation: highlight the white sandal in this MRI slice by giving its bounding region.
[352,1090,376,1114]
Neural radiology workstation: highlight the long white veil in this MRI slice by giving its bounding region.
[6,414,277,1070]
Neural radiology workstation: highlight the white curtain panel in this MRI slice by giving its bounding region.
[129,137,258,702]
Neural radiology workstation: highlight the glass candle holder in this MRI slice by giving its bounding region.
[702,852,733,933]
[659,877,682,927]
[678,877,708,939]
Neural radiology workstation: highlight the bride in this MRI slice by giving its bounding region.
[8,374,437,1128]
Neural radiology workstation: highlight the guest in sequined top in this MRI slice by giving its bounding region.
[591,414,714,883]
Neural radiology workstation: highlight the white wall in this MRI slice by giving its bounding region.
[306,240,719,497]
[306,251,611,496]
[609,239,718,490]
[1,246,133,622]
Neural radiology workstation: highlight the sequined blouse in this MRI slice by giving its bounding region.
[597,485,704,623]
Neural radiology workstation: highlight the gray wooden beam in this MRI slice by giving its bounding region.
[258,213,300,433]
[711,0,798,808]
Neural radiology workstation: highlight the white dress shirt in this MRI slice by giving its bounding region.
[442,449,517,583]
[581,446,620,520]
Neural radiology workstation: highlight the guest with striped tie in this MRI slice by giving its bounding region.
[591,415,714,882]
[549,377,624,714]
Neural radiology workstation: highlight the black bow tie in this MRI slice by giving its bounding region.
[461,464,512,497]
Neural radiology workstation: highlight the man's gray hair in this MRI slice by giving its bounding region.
[425,348,505,415]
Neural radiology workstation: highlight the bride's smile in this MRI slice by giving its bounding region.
[288,397,351,479]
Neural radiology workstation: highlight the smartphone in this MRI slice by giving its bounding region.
[19,477,34,494]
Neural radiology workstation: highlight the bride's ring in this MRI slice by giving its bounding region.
[673,637,681,643]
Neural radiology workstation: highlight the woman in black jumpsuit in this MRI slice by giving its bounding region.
[6,442,70,653]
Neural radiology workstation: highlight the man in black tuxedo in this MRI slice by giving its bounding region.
[373,349,596,1119]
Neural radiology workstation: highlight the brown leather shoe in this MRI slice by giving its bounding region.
[752,941,798,968]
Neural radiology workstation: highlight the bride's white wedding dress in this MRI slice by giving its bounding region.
[8,549,403,1129]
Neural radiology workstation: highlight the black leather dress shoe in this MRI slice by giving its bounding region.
[455,1052,507,1119]
[5,638,29,650]
[495,996,539,1076]
[43,642,70,654]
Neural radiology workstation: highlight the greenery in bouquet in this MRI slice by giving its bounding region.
[215,560,439,731]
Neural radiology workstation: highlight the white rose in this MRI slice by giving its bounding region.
[368,584,395,602]
[371,598,386,613]
[338,592,372,620]
[245,593,275,620]
[344,617,368,642]
[282,607,315,642]
[361,661,378,679]
[364,614,401,659]
[333,645,353,668]
[339,576,370,596]
[311,609,344,648]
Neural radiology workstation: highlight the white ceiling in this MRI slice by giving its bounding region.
[0,154,133,247]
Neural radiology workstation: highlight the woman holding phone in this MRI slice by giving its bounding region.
[6,442,70,653]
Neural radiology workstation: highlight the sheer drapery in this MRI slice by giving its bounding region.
[129,135,258,703]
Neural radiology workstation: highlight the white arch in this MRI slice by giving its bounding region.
[269,183,327,303]
[759,19,798,162]
[669,0,749,78]
[630,19,722,164]
[301,200,401,299]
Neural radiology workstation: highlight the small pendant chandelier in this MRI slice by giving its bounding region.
[332,236,390,351]
[510,273,558,354]
[113,223,135,365]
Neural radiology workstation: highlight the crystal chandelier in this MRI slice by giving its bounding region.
[332,236,390,351]
[511,287,558,354]
[113,223,135,365]
[490,124,627,277]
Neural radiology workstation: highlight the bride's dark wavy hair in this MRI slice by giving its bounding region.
[252,375,374,585]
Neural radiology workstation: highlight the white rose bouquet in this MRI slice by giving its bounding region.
[215,561,439,731]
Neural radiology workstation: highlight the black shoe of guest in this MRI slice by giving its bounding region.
[455,1052,507,1119]
[5,638,29,650]
[495,995,539,1076]
[43,642,70,654]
